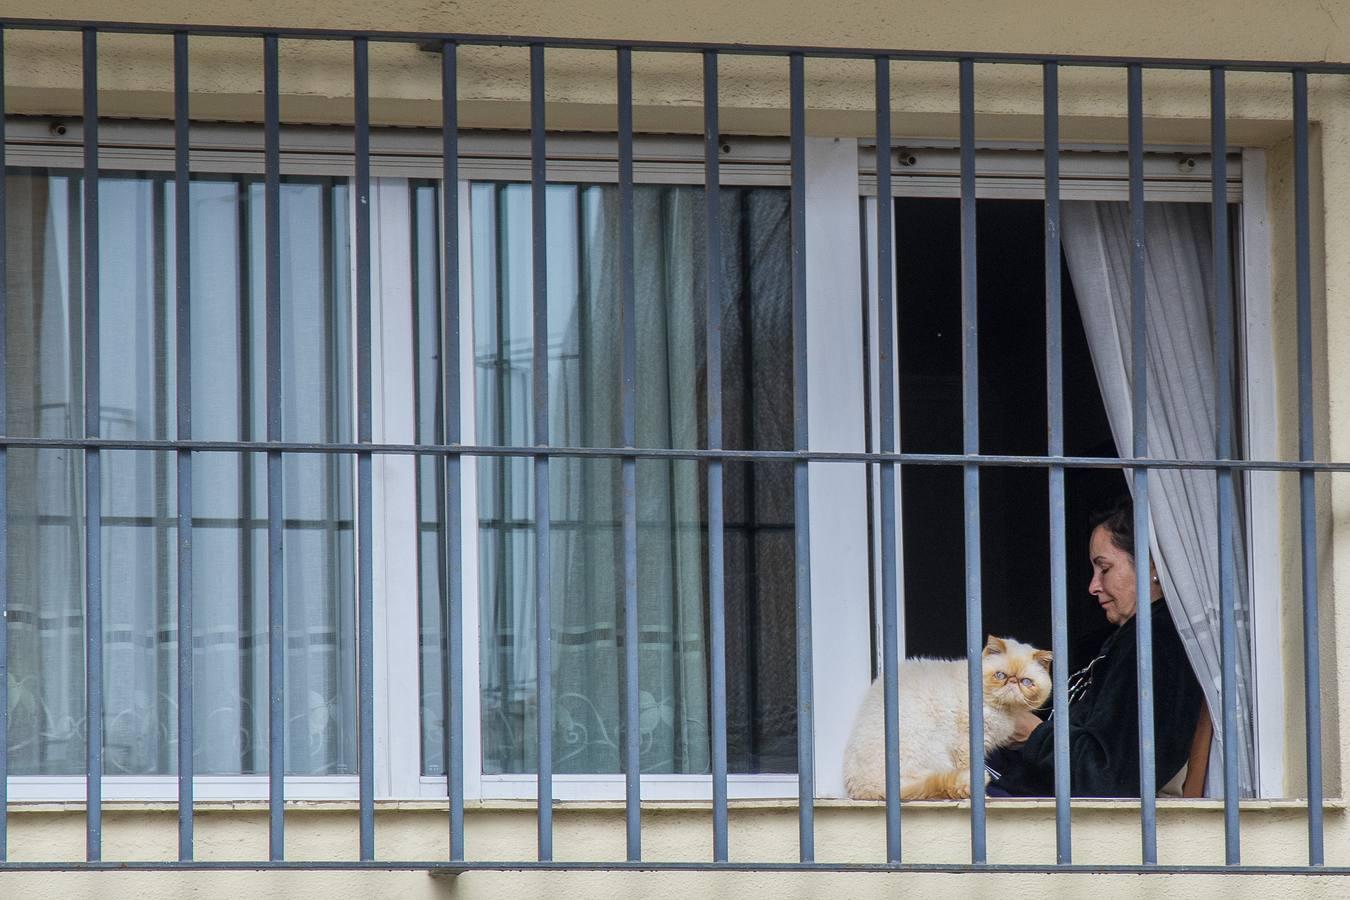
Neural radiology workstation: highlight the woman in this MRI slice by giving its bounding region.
[987,497,1205,797]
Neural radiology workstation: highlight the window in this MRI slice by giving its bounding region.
[417,136,874,801]
[5,166,356,790]
[862,146,1278,798]
[0,123,1279,802]
[461,180,799,780]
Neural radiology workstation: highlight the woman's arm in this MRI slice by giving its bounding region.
[1017,644,1139,796]
[1012,605,1204,797]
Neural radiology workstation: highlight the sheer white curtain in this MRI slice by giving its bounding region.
[471,183,713,775]
[1062,199,1255,797]
[5,171,87,775]
[3,169,357,777]
[468,181,797,776]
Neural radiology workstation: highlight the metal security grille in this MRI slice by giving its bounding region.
[0,14,1339,878]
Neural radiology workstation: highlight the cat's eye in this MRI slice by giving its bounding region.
[995,671,1007,680]
[1020,678,1033,687]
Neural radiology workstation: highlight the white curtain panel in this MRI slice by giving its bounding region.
[4,171,357,777]
[1062,199,1255,798]
[472,182,714,775]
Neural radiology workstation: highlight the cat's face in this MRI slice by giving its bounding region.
[981,635,1052,710]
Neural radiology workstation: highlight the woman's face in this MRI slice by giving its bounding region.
[1088,524,1139,626]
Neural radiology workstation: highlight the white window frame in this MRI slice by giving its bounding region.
[2,122,873,803]
[407,137,875,802]
[1238,148,1284,800]
[0,120,1282,802]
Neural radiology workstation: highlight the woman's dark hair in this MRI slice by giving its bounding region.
[1089,495,1135,559]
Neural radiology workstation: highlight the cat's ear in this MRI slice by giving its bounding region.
[1033,649,1053,671]
[983,635,1007,656]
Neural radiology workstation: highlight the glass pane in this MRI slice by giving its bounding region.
[2,168,355,775]
[5,170,85,775]
[447,181,795,777]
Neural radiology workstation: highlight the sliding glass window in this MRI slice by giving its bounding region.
[417,180,800,778]
[3,168,355,777]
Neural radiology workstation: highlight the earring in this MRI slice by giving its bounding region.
[1151,575,1159,583]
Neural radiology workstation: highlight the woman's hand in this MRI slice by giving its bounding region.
[1008,709,1043,748]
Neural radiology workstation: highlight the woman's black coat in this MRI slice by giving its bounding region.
[990,599,1205,797]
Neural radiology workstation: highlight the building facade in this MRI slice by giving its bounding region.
[0,0,1346,896]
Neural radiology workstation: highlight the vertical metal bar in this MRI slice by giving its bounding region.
[788,51,815,864]
[440,38,466,864]
[172,29,194,863]
[874,54,902,866]
[616,46,642,864]
[1127,63,1158,865]
[1292,67,1324,867]
[958,57,986,866]
[859,197,878,687]
[81,27,103,863]
[1211,65,1241,865]
[529,43,554,862]
[263,32,285,862]
[703,49,730,865]
[353,36,376,862]
[1043,60,1071,866]
[0,24,10,865]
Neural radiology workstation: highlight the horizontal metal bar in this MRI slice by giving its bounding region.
[0,858,1328,874]
[0,16,1349,72]
[0,860,1336,875]
[432,862,1350,876]
[3,437,1350,471]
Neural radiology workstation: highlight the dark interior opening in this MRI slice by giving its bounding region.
[895,196,1124,672]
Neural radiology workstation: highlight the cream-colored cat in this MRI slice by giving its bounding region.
[842,635,1052,800]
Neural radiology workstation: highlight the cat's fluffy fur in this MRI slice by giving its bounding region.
[842,635,1052,800]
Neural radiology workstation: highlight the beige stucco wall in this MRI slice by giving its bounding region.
[9,867,1350,900]
[0,0,1348,893]
[1,798,1339,864]
[0,801,1348,895]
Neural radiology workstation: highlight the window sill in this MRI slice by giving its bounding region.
[822,797,1348,812]
[3,796,1344,814]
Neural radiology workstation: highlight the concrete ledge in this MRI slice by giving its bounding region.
[1,796,1343,813]
[2,867,1350,899]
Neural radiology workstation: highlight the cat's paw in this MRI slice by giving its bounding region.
[846,785,886,801]
[844,776,886,801]
[949,768,973,800]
